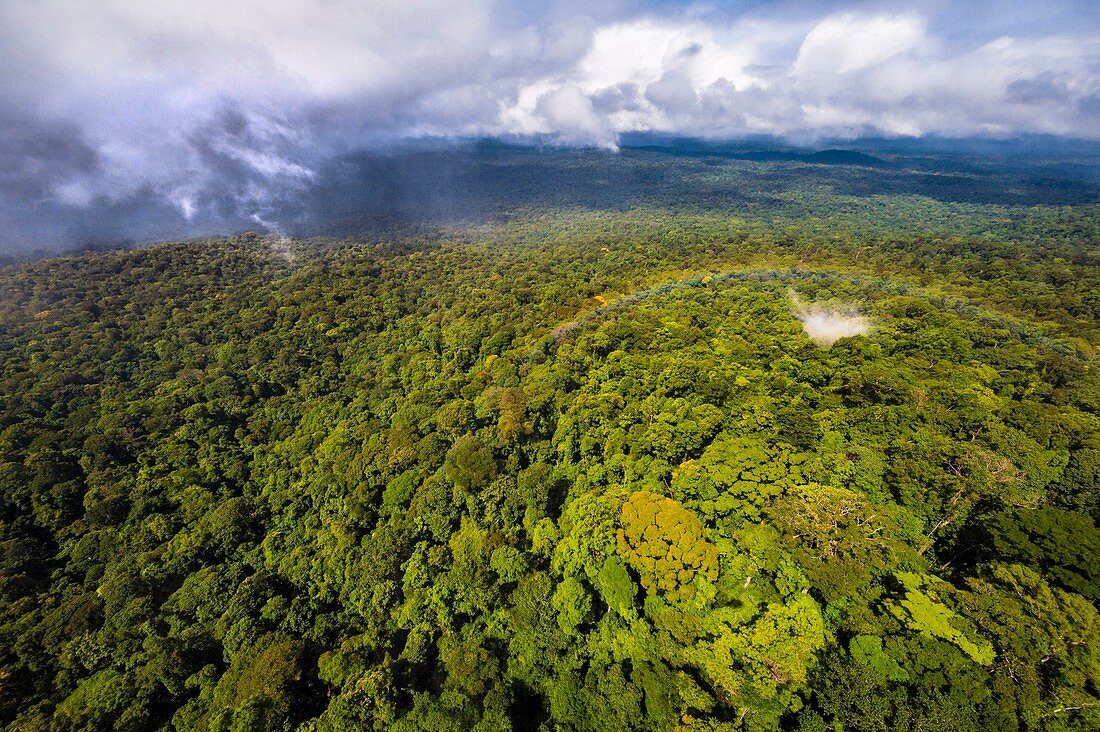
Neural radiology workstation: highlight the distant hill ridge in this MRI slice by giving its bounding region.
[627,144,888,167]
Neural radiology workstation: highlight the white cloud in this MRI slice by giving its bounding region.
[797,308,873,348]
[535,85,619,148]
[789,293,873,347]
[793,13,927,74]
[508,8,1098,143]
[0,0,1097,229]
[579,21,680,89]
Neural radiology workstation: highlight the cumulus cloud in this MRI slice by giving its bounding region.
[535,85,619,148]
[793,13,926,74]
[0,0,1097,249]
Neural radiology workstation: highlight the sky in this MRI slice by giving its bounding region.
[1,0,1098,251]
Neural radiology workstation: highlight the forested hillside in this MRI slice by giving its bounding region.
[1,202,1098,730]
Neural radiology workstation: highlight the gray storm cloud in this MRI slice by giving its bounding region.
[0,0,1098,250]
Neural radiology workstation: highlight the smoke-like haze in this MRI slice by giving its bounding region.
[1,0,1098,251]
[790,292,873,347]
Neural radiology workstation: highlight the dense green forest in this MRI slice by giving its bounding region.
[1,183,1098,730]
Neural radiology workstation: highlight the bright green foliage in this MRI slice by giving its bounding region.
[850,635,910,682]
[768,484,919,601]
[889,573,995,665]
[207,634,307,731]
[595,556,637,617]
[553,491,621,579]
[672,434,806,528]
[688,594,826,707]
[53,669,136,730]
[552,576,592,632]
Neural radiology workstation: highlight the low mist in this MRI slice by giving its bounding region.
[790,292,873,347]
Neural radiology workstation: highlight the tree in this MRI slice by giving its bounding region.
[444,435,496,492]
[617,491,718,603]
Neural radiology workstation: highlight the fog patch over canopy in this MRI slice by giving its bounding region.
[789,292,873,347]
